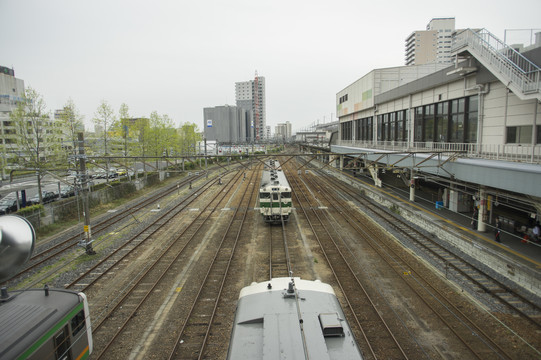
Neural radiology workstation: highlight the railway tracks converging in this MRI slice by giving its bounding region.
[2,173,207,288]
[297,166,514,359]
[287,157,541,359]
[311,166,541,328]
[8,154,540,359]
[285,164,412,359]
[75,166,261,359]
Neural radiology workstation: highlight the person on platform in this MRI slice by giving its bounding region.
[471,207,478,230]
[533,222,540,242]
[495,218,502,243]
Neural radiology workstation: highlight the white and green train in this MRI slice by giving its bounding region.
[0,216,93,360]
[259,160,292,224]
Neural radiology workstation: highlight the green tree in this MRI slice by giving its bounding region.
[92,100,116,156]
[93,100,117,181]
[58,98,84,162]
[10,87,61,203]
[179,122,201,156]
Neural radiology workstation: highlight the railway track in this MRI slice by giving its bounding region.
[284,164,412,359]
[268,218,291,279]
[3,173,207,287]
[300,167,521,359]
[313,166,541,329]
[65,174,220,293]
[87,170,245,359]
[168,167,260,359]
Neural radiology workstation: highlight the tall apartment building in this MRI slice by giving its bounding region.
[235,75,266,141]
[405,18,455,66]
[0,66,25,175]
[275,121,292,141]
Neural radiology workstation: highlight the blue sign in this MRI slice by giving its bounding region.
[207,119,213,128]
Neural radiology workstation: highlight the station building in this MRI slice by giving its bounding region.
[333,28,541,234]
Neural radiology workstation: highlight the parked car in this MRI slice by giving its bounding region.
[60,185,75,198]
[93,169,107,179]
[0,197,19,215]
[108,168,118,178]
[30,191,57,204]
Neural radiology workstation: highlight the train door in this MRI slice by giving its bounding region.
[54,326,72,360]
[272,191,279,215]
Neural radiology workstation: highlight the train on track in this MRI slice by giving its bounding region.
[227,277,364,359]
[0,216,93,360]
[259,160,292,224]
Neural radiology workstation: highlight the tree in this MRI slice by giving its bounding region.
[92,100,116,156]
[57,98,84,163]
[93,100,116,181]
[179,122,201,156]
[118,103,131,176]
[10,87,61,203]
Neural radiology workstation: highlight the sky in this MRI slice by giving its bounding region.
[1,0,540,134]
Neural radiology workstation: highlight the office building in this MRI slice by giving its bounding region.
[203,105,253,144]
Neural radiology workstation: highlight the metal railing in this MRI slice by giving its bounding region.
[452,29,541,95]
[337,140,541,164]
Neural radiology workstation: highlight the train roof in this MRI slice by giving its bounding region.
[228,277,363,360]
[260,168,290,190]
[0,288,84,359]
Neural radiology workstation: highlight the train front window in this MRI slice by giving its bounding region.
[71,310,86,336]
[282,192,291,199]
[260,192,270,199]
[272,193,279,201]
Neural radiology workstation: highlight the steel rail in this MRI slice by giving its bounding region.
[167,167,260,359]
[284,163,409,360]
[91,171,245,359]
[303,168,513,360]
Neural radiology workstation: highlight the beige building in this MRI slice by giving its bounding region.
[405,18,455,66]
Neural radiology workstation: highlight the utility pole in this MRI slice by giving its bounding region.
[204,138,208,170]
[78,132,95,255]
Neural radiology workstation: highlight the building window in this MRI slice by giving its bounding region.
[450,98,465,142]
[362,117,373,141]
[389,112,396,141]
[466,96,478,143]
[396,110,407,141]
[506,125,532,144]
[341,121,352,140]
[436,102,448,142]
[537,125,541,144]
[424,104,435,141]
[414,107,423,142]
[377,115,383,141]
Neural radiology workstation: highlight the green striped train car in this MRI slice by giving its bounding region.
[0,288,93,360]
[259,160,292,224]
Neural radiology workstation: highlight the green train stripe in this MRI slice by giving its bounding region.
[18,301,85,360]
[260,202,292,208]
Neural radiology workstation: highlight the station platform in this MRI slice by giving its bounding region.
[380,181,541,271]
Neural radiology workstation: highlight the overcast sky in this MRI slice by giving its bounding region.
[2,0,540,134]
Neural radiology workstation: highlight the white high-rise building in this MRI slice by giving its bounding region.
[275,121,292,141]
[235,75,266,141]
[405,18,455,66]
